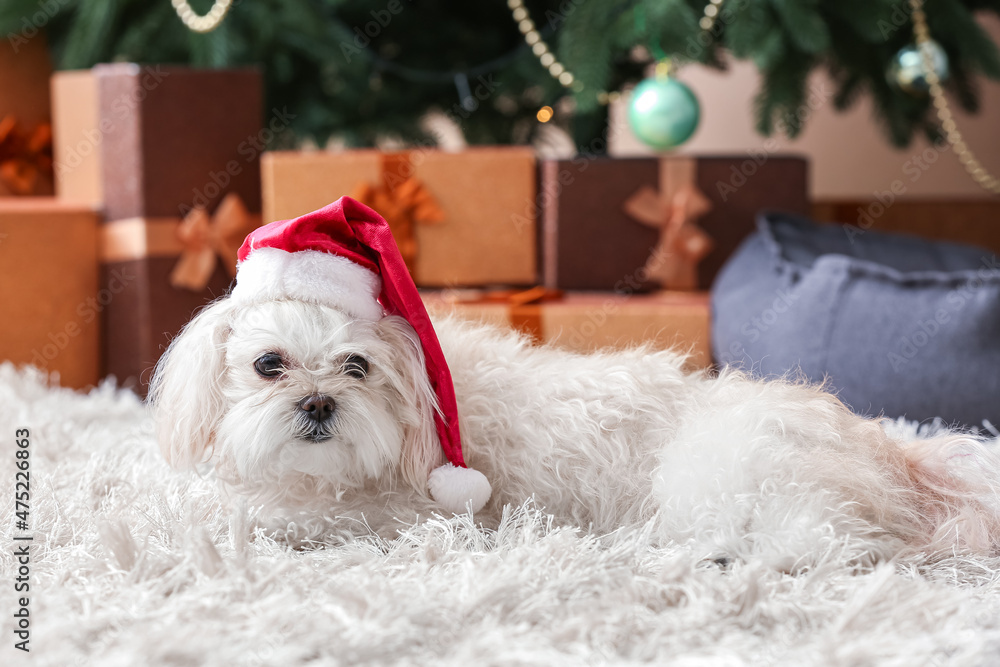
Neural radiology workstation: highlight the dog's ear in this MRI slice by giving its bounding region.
[376,315,445,495]
[149,297,236,469]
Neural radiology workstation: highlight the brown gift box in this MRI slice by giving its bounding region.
[0,36,54,197]
[93,64,263,391]
[540,155,809,291]
[422,289,712,369]
[262,147,537,287]
[0,199,99,388]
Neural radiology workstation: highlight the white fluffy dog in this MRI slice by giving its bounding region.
[151,295,1000,568]
[150,198,1000,569]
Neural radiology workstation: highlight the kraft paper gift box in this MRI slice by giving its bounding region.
[90,64,263,392]
[0,36,54,197]
[262,147,537,287]
[422,288,713,369]
[0,199,100,388]
[539,155,809,291]
[51,69,102,206]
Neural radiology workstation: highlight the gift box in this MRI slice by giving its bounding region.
[0,36,54,197]
[51,70,102,206]
[262,147,537,287]
[540,155,809,291]
[0,199,99,388]
[92,64,263,391]
[422,288,712,368]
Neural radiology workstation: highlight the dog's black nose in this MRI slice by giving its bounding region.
[298,394,335,423]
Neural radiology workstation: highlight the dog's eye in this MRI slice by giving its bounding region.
[344,354,369,380]
[253,353,285,379]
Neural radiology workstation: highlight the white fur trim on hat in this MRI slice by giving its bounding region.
[231,247,384,321]
[428,463,492,514]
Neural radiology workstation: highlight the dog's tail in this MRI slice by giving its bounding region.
[901,434,1000,555]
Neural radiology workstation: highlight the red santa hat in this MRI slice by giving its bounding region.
[231,196,491,514]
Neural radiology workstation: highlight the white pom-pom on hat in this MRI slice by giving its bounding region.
[428,464,492,514]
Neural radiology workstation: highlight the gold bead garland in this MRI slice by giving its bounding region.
[509,0,725,107]
[171,0,233,34]
[909,0,1000,195]
[507,0,579,90]
[698,0,726,31]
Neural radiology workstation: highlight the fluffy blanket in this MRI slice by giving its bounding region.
[1,364,999,666]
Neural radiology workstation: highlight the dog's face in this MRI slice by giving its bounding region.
[150,298,443,500]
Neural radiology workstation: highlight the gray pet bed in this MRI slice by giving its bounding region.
[712,212,1000,427]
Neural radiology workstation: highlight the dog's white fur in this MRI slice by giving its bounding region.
[151,297,1000,567]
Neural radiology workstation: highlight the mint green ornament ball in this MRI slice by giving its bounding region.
[628,77,701,150]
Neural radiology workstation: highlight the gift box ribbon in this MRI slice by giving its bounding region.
[441,286,564,342]
[623,158,714,291]
[0,114,53,195]
[99,193,261,291]
[431,288,713,363]
[352,152,445,277]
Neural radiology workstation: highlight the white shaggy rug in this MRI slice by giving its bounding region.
[3,364,1000,666]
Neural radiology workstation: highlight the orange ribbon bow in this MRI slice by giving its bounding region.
[353,176,445,276]
[623,181,714,291]
[0,114,53,195]
[170,193,259,291]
